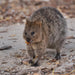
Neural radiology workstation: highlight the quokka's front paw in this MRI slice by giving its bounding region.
[29,56,39,67]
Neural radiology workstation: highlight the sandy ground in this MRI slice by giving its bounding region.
[0,18,75,75]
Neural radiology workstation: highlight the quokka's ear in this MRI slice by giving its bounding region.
[35,20,42,26]
[25,16,30,25]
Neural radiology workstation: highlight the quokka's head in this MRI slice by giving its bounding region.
[23,17,42,44]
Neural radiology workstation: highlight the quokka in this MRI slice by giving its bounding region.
[23,7,67,66]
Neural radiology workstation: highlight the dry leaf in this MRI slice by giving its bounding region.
[0,16,3,20]
[22,61,29,65]
[33,73,40,75]
[25,41,30,45]
[9,34,16,37]
[61,54,66,56]
[14,54,22,58]
[5,17,10,21]
[4,69,10,72]
[47,62,51,65]
[51,59,56,62]
[56,61,59,65]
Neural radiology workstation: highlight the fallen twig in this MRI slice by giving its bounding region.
[0,45,12,50]
[66,36,75,39]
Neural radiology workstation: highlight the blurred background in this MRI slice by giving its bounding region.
[0,0,75,26]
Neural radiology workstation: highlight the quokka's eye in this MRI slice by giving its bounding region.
[25,32,27,35]
[31,32,35,35]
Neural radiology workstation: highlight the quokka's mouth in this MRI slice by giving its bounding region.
[25,40,30,45]
[25,39,34,45]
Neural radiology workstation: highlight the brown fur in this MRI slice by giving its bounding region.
[23,7,67,66]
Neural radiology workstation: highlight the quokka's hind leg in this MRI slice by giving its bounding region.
[55,48,61,60]
[55,39,65,60]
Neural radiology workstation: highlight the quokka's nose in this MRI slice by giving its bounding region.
[26,38,31,42]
